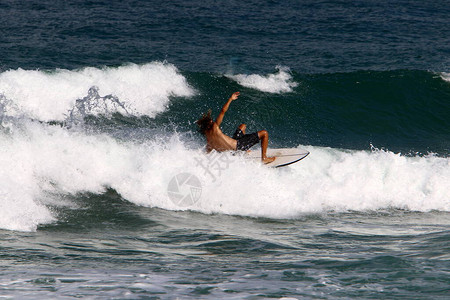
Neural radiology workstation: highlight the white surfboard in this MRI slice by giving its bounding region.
[246,148,310,168]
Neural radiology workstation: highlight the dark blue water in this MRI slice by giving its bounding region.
[2,0,449,73]
[0,0,449,298]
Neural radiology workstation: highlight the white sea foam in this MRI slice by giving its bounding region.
[0,62,194,121]
[0,129,55,231]
[441,72,450,82]
[227,66,298,93]
[1,120,449,232]
[174,146,450,217]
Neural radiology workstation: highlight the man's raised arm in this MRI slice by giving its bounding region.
[215,92,240,127]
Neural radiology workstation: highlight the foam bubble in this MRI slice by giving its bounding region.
[0,62,195,121]
[227,66,298,93]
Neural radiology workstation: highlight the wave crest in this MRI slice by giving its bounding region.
[0,62,195,121]
[227,66,298,93]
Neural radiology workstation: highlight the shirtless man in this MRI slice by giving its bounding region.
[196,92,275,164]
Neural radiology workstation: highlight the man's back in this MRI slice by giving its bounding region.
[205,123,237,152]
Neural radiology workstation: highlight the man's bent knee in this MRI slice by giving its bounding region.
[258,130,268,139]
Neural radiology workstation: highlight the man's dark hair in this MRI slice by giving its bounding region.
[196,109,213,135]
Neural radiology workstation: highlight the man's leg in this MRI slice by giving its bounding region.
[257,130,275,163]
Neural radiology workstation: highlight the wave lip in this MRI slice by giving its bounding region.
[226,66,298,93]
[0,62,195,121]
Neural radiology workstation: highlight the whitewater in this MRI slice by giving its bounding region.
[1,62,448,232]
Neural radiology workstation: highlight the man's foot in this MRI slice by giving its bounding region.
[262,156,276,164]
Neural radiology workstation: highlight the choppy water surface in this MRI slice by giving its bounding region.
[2,202,449,298]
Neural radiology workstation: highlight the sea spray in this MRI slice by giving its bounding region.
[66,86,130,128]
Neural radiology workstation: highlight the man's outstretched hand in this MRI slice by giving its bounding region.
[230,92,240,101]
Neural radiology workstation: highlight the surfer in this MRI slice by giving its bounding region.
[196,92,275,164]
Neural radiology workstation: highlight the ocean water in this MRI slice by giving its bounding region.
[1,0,449,299]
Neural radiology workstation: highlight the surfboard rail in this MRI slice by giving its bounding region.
[245,148,310,168]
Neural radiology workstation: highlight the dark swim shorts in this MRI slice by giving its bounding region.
[232,128,260,151]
